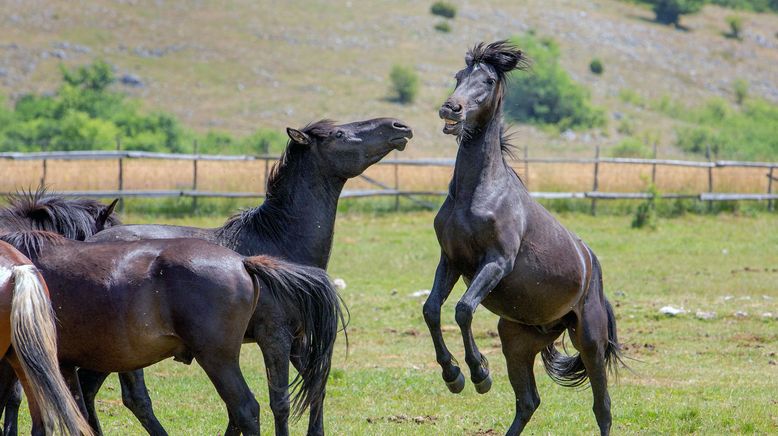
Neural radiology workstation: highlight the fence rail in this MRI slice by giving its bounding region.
[1,149,776,212]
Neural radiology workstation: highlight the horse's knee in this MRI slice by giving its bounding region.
[454,302,473,326]
[422,300,441,326]
[235,397,260,434]
[269,395,290,419]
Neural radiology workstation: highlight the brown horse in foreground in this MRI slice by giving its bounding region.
[0,241,92,435]
[0,230,341,435]
[424,41,621,435]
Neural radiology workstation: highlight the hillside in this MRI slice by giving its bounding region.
[1,0,777,157]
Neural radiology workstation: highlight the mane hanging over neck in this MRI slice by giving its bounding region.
[0,230,66,260]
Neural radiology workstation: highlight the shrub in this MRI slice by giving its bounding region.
[733,78,748,104]
[430,2,457,19]
[617,117,636,135]
[610,137,653,158]
[589,58,604,75]
[632,183,660,230]
[619,89,645,107]
[725,15,744,39]
[434,21,451,33]
[389,65,419,104]
[646,0,705,26]
[504,34,605,130]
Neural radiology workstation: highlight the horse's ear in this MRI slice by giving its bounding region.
[97,198,119,229]
[286,128,311,146]
[492,42,528,74]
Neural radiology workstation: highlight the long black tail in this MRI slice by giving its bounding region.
[541,255,622,388]
[242,255,347,418]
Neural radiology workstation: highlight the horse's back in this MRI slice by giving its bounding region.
[87,224,216,243]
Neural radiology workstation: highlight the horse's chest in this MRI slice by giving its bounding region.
[436,207,502,268]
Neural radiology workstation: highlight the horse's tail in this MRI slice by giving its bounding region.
[540,254,622,388]
[10,265,93,436]
[242,255,347,419]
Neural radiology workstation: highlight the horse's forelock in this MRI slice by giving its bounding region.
[466,40,530,80]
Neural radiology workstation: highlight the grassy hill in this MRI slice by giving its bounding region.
[1,0,777,157]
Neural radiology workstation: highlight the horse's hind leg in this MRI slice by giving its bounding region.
[571,291,613,435]
[498,318,560,435]
[77,368,109,434]
[0,359,22,436]
[195,353,259,436]
[118,371,168,436]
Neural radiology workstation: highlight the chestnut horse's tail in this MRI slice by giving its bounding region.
[540,254,622,388]
[242,255,348,419]
[10,265,93,436]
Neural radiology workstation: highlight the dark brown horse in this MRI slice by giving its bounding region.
[423,41,621,435]
[0,230,341,435]
[0,189,120,434]
[0,241,93,435]
[80,117,411,436]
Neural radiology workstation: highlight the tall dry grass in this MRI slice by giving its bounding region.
[0,159,772,196]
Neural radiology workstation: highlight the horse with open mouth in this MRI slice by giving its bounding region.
[424,41,622,435]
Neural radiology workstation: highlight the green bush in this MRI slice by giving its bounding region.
[725,15,744,38]
[733,78,748,104]
[0,60,284,155]
[617,117,636,135]
[434,21,451,33]
[670,98,778,160]
[610,137,653,158]
[389,65,419,104]
[589,58,604,75]
[430,2,457,19]
[504,34,605,130]
[632,183,660,230]
[646,0,705,26]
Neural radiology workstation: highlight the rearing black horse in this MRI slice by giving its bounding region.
[423,41,621,435]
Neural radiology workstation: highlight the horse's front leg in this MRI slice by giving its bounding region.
[455,257,512,394]
[422,254,464,393]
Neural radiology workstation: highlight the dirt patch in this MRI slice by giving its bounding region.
[367,414,438,425]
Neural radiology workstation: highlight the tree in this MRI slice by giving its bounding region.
[648,0,704,26]
[389,65,419,104]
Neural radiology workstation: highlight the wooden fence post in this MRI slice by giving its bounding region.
[706,144,713,212]
[523,146,529,188]
[591,145,600,215]
[192,140,199,212]
[41,159,47,187]
[116,137,124,212]
[263,157,270,195]
[651,141,658,184]
[768,167,775,212]
[394,150,400,211]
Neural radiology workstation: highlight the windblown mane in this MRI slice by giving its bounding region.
[0,187,121,240]
[217,120,337,246]
[0,230,67,260]
[465,40,530,81]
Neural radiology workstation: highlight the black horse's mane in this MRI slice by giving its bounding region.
[0,230,67,260]
[217,120,337,245]
[0,187,121,240]
[465,40,530,80]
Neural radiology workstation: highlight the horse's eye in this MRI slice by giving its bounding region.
[486,78,496,86]
[335,131,344,138]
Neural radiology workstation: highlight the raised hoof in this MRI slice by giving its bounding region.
[473,374,492,394]
[444,371,465,394]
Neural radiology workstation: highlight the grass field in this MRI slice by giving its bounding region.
[9,210,777,434]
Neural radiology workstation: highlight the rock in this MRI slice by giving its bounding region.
[734,311,748,318]
[332,278,347,291]
[120,74,144,88]
[410,289,431,298]
[659,306,686,316]
[695,311,716,320]
[761,312,773,319]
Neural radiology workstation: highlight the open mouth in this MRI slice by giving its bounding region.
[389,136,409,150]
[442,118,462,134]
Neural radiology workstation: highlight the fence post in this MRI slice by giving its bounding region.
[116,137,124,212]
[192,140,199,212]
[651,141,658,184]
[768,167,774,212]
[394,150,400,211]
[591,144,600,215]
[263,157,270,195]
[706,144,713,212]
[523,146,529,188]
[41,159,47,187]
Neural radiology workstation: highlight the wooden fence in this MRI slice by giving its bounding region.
[1,148,776,213]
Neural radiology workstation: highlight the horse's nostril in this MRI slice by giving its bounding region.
[452,103,463,113]
[392,121,409,130]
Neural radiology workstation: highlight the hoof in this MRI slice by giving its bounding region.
[444,371,465,394]
[473,374,492,394]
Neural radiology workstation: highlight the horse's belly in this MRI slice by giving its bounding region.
[480,275,581,325]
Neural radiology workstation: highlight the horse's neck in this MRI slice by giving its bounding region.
[238,158,345,269]
[452,116,511,200]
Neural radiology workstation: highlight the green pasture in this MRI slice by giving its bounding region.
[12,211,778,434]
